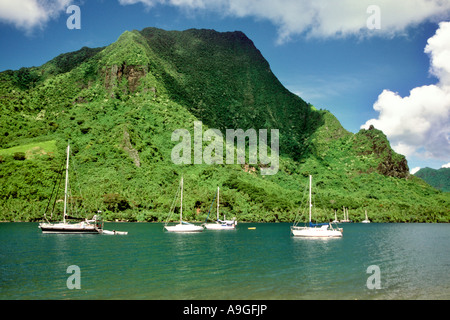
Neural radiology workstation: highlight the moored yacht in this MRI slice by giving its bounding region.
[291,175,343,238]
[203,187,237,230]
[38,144,103,234]
[164,177,204,233]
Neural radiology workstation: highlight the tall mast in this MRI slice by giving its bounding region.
[309,175,312,223]
[217,186,220,221]
[63,144,70,224]
[180,176,183,224]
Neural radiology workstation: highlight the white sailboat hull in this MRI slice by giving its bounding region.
[102,229,128,235]
[164,224,204,233]
[204,221,236,230]
[39,222,100,234]
[291,225,342,238]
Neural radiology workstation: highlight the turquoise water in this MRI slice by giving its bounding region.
[1,222,449,300]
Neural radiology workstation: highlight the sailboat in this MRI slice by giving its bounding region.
[362,210,370,223]
[291,175,343,238]
[164,177,204,232]
[203,187,237,230]
[340,207,352,223]
[332,210,339,223]
[39,144,103,234]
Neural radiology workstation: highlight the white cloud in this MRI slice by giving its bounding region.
[118,0,450,42]
[426,21,450,86]
[410,167,421,174]
[0,0,71,33]
[361,21,450,162]
[442,162,450,168]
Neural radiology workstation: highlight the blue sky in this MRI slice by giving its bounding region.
[0,0,449,171]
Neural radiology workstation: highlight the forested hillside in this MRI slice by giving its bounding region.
[414,167,450,192]
[0,27,448,223]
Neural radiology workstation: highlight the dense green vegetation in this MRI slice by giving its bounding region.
[0,27,448,223]
[414,167,450,192]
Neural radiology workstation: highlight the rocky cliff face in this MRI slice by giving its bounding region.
[377,148,409,178]
[357,125,409,178]
[104,63,147,94]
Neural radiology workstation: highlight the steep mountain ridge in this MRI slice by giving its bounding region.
[137,27,314,160]
[0,27,448,222]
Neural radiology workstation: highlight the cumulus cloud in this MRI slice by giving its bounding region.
[442,163,450,168]
[361,21,450,162]
[0,0,70,33]
[118,0,450,42]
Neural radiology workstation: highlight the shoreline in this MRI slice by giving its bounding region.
[2,220,449,224]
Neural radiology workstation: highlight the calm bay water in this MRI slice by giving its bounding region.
[1,222,449,300]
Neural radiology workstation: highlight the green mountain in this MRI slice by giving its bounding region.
[414,167,450,192]
[0,27,448,223]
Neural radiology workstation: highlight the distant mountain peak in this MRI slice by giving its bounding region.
[414,167,450,192]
